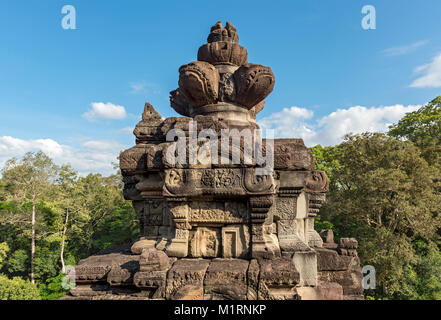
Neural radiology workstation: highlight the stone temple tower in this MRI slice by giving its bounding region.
[63,22,364,300]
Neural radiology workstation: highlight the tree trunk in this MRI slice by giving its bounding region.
[31,202,36,284]
[60,208,69,273]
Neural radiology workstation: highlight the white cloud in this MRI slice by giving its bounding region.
[382,40,428,56]
[82,102,127,121]
[258,104,421,146]
[0,136,125,176]
[129,81,160,95]
[410,53,441,88]
[117,126,134,134]
[82,140,124,151]
[259,106,315,143]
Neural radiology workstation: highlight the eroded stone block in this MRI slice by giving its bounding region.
[70,284,111,297]
[133,270,167,299]
[166,259,210,300]
[221,224,250,258]
[189,227,221,258]
[316,248,360,271]
[204,259,249,300]
[247,259,260,300]
[296,281,343,300]
[75,252,135,284]
[318,270,363,296]
[107,259,140,286]
[258,257,300,300]
[293,251,317,286]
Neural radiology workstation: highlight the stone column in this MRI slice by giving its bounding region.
[249,195,280,259]
[164,200,190,257]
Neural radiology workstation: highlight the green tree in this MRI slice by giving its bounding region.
[0,275,41,300]
[0,242,9,270]
[320,133,441,298]
[389,96,441,142]
[66,173,138,257]
[5,249,28,276]
[310,144,340,232]
[0,151,139,298]
[1,152,59,283]
[389,96,441,170]
[310,144,341,184]
[38,272,69,300]
[54,165,79,273]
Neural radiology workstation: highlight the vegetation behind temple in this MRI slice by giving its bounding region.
[0,157,139,299]
[312,96,441,299]
[0,96,440,300]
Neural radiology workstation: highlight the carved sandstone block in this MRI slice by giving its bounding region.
[133,270,167,299]
[131,239,156,254]
[70,284,111,297]
[198,42,248,66]
[275,197,296,220]
[305,171,329,193]
[296,281,343,300]
[169,88,191,117]
[204,259,249,300]
[119,145,148,174]
[139,248,170,272]
[338,238,359,249]
[247,259,260,300]
[293,251,318,286]
[233,63,275,109]
[178,61,219,107]
[315,248,360,272]
[268,139,314,171]
[165,229,189,258]
[189,227,221,258]
[258,257,300,300]
[207,21,239,43]
[221,224,250,259]
[318,270,363,296]
[75,253,135,284]
[166,259,210,300]
[107,259,140,286]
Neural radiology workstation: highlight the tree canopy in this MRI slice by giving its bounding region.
[0,154,138,299]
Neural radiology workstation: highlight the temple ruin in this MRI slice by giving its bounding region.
[62,22,363,300]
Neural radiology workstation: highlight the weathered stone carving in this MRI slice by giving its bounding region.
[271,139,314,170]
[64,21,363,301]
[189,227,221,258]
[169,89,191,117]
[233,63,275,109]
[305,170,330,193]
[178,61,219,107]
[189,201,248,224]
[204,259,249,300]
[166,259,210,300]
[207,21,239,43]
[198,41,248,66]
[258,258,300,300]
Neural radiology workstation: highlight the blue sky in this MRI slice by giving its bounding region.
[1,0,441,175]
